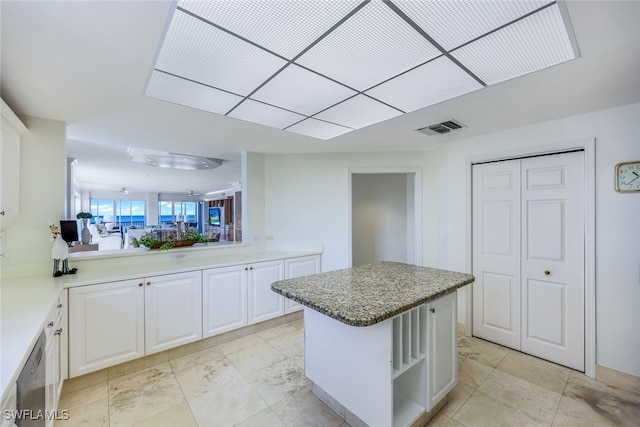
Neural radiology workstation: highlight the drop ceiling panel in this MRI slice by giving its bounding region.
[366,57,483,113]
[228,99,306,130]
[146,70,242,114]
[287,118,352,140]
[452,5,577,85]
[178,0,360,59]
[295,0,441,91]
[251,64,356,116]
[394,0,552,51]
[154,10,287,96]
[314,95,402,129]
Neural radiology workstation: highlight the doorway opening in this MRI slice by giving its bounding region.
[349,168,421,267]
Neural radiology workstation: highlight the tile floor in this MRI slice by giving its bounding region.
[56,317,640,426]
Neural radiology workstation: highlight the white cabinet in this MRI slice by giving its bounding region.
[284,255,321,313]
[145,271,202,354]
[426,292,458,410]
[69,279,145,377]
[69,272,202,376]
[0,98,26,228]
[44,290,67,426]
[248,260,284,324]
[0,383,16,427]
[203,265,248,337]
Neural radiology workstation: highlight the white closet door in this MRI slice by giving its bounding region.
[472,160,522,349]
[521,152,584,370]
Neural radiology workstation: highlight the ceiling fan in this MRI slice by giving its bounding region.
[187,190,202,197]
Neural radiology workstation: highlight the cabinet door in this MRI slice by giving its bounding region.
[44,319,58,426]
[145,271,202,354]
[0,101,25,228]
[426,292,458,410]
[203,265,248,337]
[69,279,144,377]
[248,260,284,324]
[284,255,320,313]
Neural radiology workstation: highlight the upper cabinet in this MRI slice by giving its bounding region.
[0,99,27,228]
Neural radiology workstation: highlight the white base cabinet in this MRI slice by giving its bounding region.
[203,265,248,337]
[305,291,458,427]
[44,290,66,427]
[144,271,202,354]
[248,260,284,324]
[284,256,321,313]
[69,279,144,377]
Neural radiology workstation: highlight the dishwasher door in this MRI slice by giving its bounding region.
[16,330,46,427]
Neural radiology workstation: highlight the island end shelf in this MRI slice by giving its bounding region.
[271,261,475,427]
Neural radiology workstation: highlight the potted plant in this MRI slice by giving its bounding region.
[133,229,207,251]
[75,212,93,244]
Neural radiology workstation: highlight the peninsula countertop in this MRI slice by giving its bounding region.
[271,261,475,327]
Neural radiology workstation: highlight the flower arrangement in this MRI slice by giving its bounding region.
[133,229,207,250]
[76,212,93,219]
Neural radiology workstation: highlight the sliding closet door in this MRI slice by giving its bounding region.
[472,159,521,350]
[521,152,584,370]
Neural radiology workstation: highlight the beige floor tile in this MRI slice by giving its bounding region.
[426,411,465,426]
[223,338,287,376]
[187,377,269,426]
[453,390,548,427]
[217,332,266,355]
[127,400,197,427]
[478,369,562,424]
[559,371,640,426]
[246,357,311,405]
[257,322,299,340]
[107,350,168,380]
[172,349,243,401]
[496,349,571,394]
[271,385,344,427]
[457,336,509,368]
[54,397,109,427]
[439,382,475,418]
[265,329,304,358]
[58,382,108,412]
[234,408,287,427]
[61,368,108,395]
[108,364,188,427]
[458,355,493,388]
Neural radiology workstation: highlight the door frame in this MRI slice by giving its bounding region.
[348,167,422,267]
[466,139,596,377]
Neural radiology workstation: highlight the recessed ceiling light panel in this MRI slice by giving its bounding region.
[451,5,577,85]
[296,0,441,91]
[155,10,287,96]
[146,70,242,114]
[314,95,402,129]
[228,99,306,130]
[366,56,484,112]
[287,118,352,140]
[394,0,551,51]
[178,0,361,60]
[251,64,356,116]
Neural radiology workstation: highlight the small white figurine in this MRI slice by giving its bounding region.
[50,224,77,277]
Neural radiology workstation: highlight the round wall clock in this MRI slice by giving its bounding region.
[615,161,640,192]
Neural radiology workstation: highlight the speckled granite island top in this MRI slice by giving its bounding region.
[271,261,474,327]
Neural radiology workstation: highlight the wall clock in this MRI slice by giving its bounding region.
[615,161,640,192]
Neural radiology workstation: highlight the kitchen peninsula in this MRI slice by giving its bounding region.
[271,261,475,427]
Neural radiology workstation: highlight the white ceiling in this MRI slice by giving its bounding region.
[1,1,639,195]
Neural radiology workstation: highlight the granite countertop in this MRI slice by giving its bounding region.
[271,261,475,327]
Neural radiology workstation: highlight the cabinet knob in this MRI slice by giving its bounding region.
[430,308,435,313]
[245,267,248,271]
[48,321,54,328]
[57,303,63,309]
[544,270,551,276]
[0,211,4,216]
[54,328,63,336]
[249,267,253,270]
[146,282,151,286]
[139,283,143,287]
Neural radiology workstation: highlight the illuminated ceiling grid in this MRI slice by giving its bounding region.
[146,0,578,140]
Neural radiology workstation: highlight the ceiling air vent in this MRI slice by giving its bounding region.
[417,119,466,136]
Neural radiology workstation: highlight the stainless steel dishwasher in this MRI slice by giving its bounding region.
[16,330,46,427]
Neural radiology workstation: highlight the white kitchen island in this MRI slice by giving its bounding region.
[271,262,474,427]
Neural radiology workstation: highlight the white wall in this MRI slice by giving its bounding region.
[439,103,640,377]
[263,152,438,273]
[2,115,66,266]
[352,173,407,266]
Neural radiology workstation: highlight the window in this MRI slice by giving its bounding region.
[158,201,200,228]
[90,199,146,227]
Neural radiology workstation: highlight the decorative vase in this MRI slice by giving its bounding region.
[81,219,90,244]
